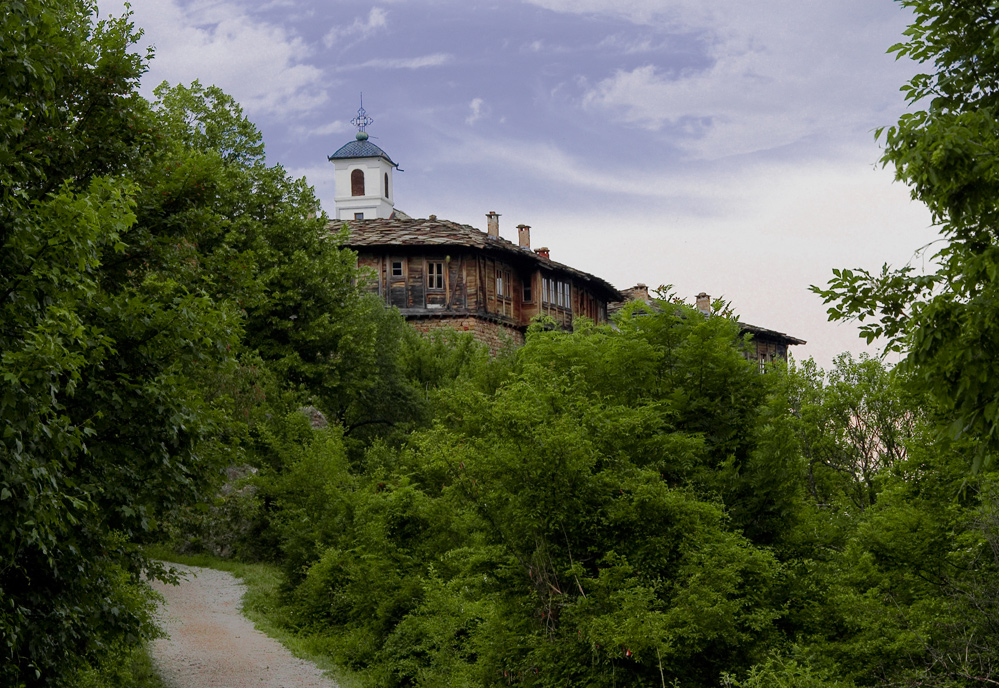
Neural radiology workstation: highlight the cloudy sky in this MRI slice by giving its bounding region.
[97,0,939,369]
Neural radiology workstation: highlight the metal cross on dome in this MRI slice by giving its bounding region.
[351,96,373,133]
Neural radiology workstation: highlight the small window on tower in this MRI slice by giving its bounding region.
[384,173,389,198]
[354,212,364,220]
[351,169,365,196]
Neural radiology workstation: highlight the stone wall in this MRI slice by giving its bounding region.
[409,316,525,354]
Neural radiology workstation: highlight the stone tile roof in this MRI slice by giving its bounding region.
[738,322,806,346]
[331,216,621,300]
[327,139,398,166]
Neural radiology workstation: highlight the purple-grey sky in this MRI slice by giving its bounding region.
[97,0,940,369]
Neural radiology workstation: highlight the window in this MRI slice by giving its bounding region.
[427,261,444,290]
[523,279,532,302]
[351,169,365,196]
[354,212,364,220]
[541,275,571,311]
[391,261,403,277]
[384,173,389,198]
[496,273,504,297]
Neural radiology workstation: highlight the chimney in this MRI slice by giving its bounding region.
[629,283,650,301]
[517,224,531,249]
[696,292,710,315]
[486,211,500,237]
[535,246,550,259]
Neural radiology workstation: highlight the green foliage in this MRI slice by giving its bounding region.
[138,81,387,425]
[806,9,999,680]
[16,4,998,688]
[784,354,923,513]
[0,2,231,682]
[0,1,395,683]
[813,0,999,467]
[722,655,853,688]
[74,642,168,688]
[262,301,803,687]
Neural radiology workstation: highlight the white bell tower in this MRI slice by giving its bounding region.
[328,103,399,220]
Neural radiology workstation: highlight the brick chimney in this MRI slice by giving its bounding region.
[517,224,531,249]
[628,283,650,302]
[535,246,550,259]
[696,292,710,315]
[486,211,500,237]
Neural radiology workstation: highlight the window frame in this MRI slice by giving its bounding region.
[350,168,365,196]
[541,274,572,312]
[427,260,445,290]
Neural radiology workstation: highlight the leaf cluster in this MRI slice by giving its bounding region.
[813,0,999,469]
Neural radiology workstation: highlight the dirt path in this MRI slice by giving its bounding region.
[149,562,339,688]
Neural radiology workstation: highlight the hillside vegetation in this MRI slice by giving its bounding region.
[3,1,999,687]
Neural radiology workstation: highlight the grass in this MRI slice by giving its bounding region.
[126,646,169,688]
[145,545,369,688]
[75,642,167,688]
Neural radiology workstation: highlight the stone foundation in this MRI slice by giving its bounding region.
[408,315,525,354]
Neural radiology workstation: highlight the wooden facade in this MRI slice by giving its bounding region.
[341,217,620,351]
[740,323,806,368]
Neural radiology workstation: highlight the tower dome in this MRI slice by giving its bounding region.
[328,103,399,220]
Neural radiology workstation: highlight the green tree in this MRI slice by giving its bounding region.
[782,354,922,512]
[796,439,997,687]
[805,6,999,682]
[139,81,423,445]
[277,304,793,688]
[0,2,244,684]
[0,1,401,682]
[814,0,999,467]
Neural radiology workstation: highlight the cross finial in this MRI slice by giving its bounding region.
[351,94,373,134]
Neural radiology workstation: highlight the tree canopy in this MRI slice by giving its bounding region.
[0,2,406,684]
[814,0,999,468]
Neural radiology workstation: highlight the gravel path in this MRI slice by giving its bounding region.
[149,562,339,688]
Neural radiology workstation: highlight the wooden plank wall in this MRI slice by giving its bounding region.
[357,249,611,326]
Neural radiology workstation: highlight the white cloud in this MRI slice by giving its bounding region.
[339,54,454,70]
[97,0,328,116]
[439,133,721,201]
[257,0,297,9]
[323,7,388,48]
[582,62,818,159]
[293,120,351,138]
[595,34,661,54]
[520,0,675,25]
[466,98,486,125]
[525,0,916,160]
[522,0,818,31]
